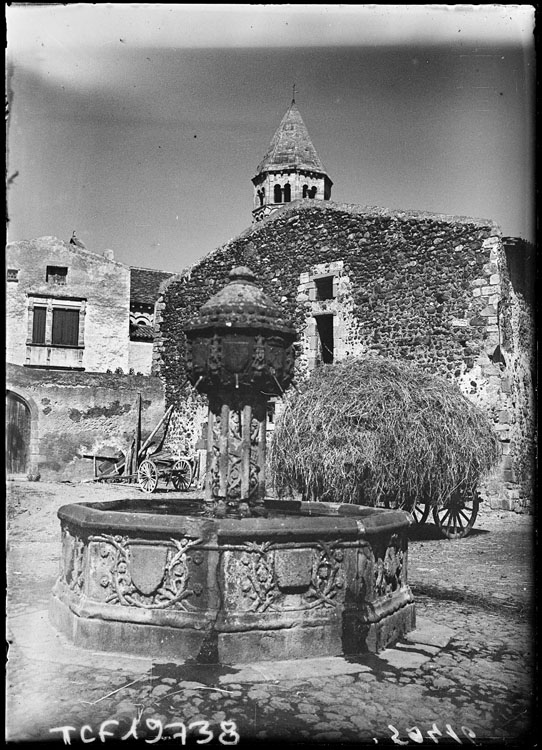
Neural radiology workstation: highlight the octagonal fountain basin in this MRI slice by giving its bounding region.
[50,498,416,664]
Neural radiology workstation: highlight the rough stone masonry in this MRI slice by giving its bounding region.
[154,201,534,512]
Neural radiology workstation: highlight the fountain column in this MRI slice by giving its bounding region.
[184,267,296,518]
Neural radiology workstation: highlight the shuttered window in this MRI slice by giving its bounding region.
[32,307,47,344]
[52,308,79,346]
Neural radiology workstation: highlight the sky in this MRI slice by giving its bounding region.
[6,4,536,274]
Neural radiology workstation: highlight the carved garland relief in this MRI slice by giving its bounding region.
[59,527,407,615]
[60,529,205,611]
[228,540,347,613]
[92,534,205,610]
[209,410,261,499]
[61,526,86,594]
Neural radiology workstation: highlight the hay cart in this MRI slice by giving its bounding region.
[136,452,197,494]
[85,404,200,494]
[410,488,480,539]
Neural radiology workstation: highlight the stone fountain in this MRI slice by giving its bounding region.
[50,267,415,663]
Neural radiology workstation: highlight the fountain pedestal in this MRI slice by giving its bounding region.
[50,498,415,663]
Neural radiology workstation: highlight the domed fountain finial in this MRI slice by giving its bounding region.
[228,266,256,284]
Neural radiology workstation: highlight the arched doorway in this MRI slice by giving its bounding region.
[6,392,31,475]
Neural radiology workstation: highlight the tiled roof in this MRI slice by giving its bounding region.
[255,100,328,176]
[129,323,155,341]
[130,267,174,305]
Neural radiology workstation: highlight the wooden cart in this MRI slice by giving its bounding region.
[409,488,480,539]
[136,451,197,493]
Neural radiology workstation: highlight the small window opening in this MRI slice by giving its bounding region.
[46,266,68,285]
[7,268,19,282]
[274,184,282,203]
[257,188,265,206]
[315,275,334,301]
[315,314,334,364]
[302,184,309,198]
[308,186,317,199]
[283,183,291,202]
[490,345,506,367]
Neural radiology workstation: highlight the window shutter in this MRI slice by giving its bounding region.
[32,307,46,344]
[52,308,79,346]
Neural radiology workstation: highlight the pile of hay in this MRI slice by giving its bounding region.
[269,357,500,508]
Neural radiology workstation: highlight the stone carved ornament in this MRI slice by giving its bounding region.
[306,542,346,609]
[374,533,405,597]
[234,540,346,613]
[88,534,205,610]
[61,527,86,594]
[209,411,260,499]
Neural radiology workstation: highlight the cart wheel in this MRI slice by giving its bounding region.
[138,459,158,493]
[411,501,430,525]
[433,490,479,539]
[171,459,193,491]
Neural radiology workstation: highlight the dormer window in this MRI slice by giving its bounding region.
[46,266,68,285]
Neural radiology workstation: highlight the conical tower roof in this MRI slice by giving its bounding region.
[255,100,328,176]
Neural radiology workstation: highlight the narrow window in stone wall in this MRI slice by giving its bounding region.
[302,184,309,198]
[274,184,282,203]
[315,275,334,300]
[309,186,317,199]
[32,306,47,344]
[51,308,80,346]
[490,345,506,366]
[315,314,334,364]
[283,183,291,202]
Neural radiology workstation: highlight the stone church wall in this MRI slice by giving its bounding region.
[155,201,534,511]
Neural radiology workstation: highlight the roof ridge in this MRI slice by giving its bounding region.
[130,265,174,274]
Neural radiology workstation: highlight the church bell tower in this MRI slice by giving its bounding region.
[251,97,333,223]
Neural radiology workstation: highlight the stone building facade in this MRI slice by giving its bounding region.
[152,98,533,511]
[153,200,534,511]
[7,236,131,372]
[6,236,170,480]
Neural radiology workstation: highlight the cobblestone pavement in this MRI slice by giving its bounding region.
[6,481,536,747]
